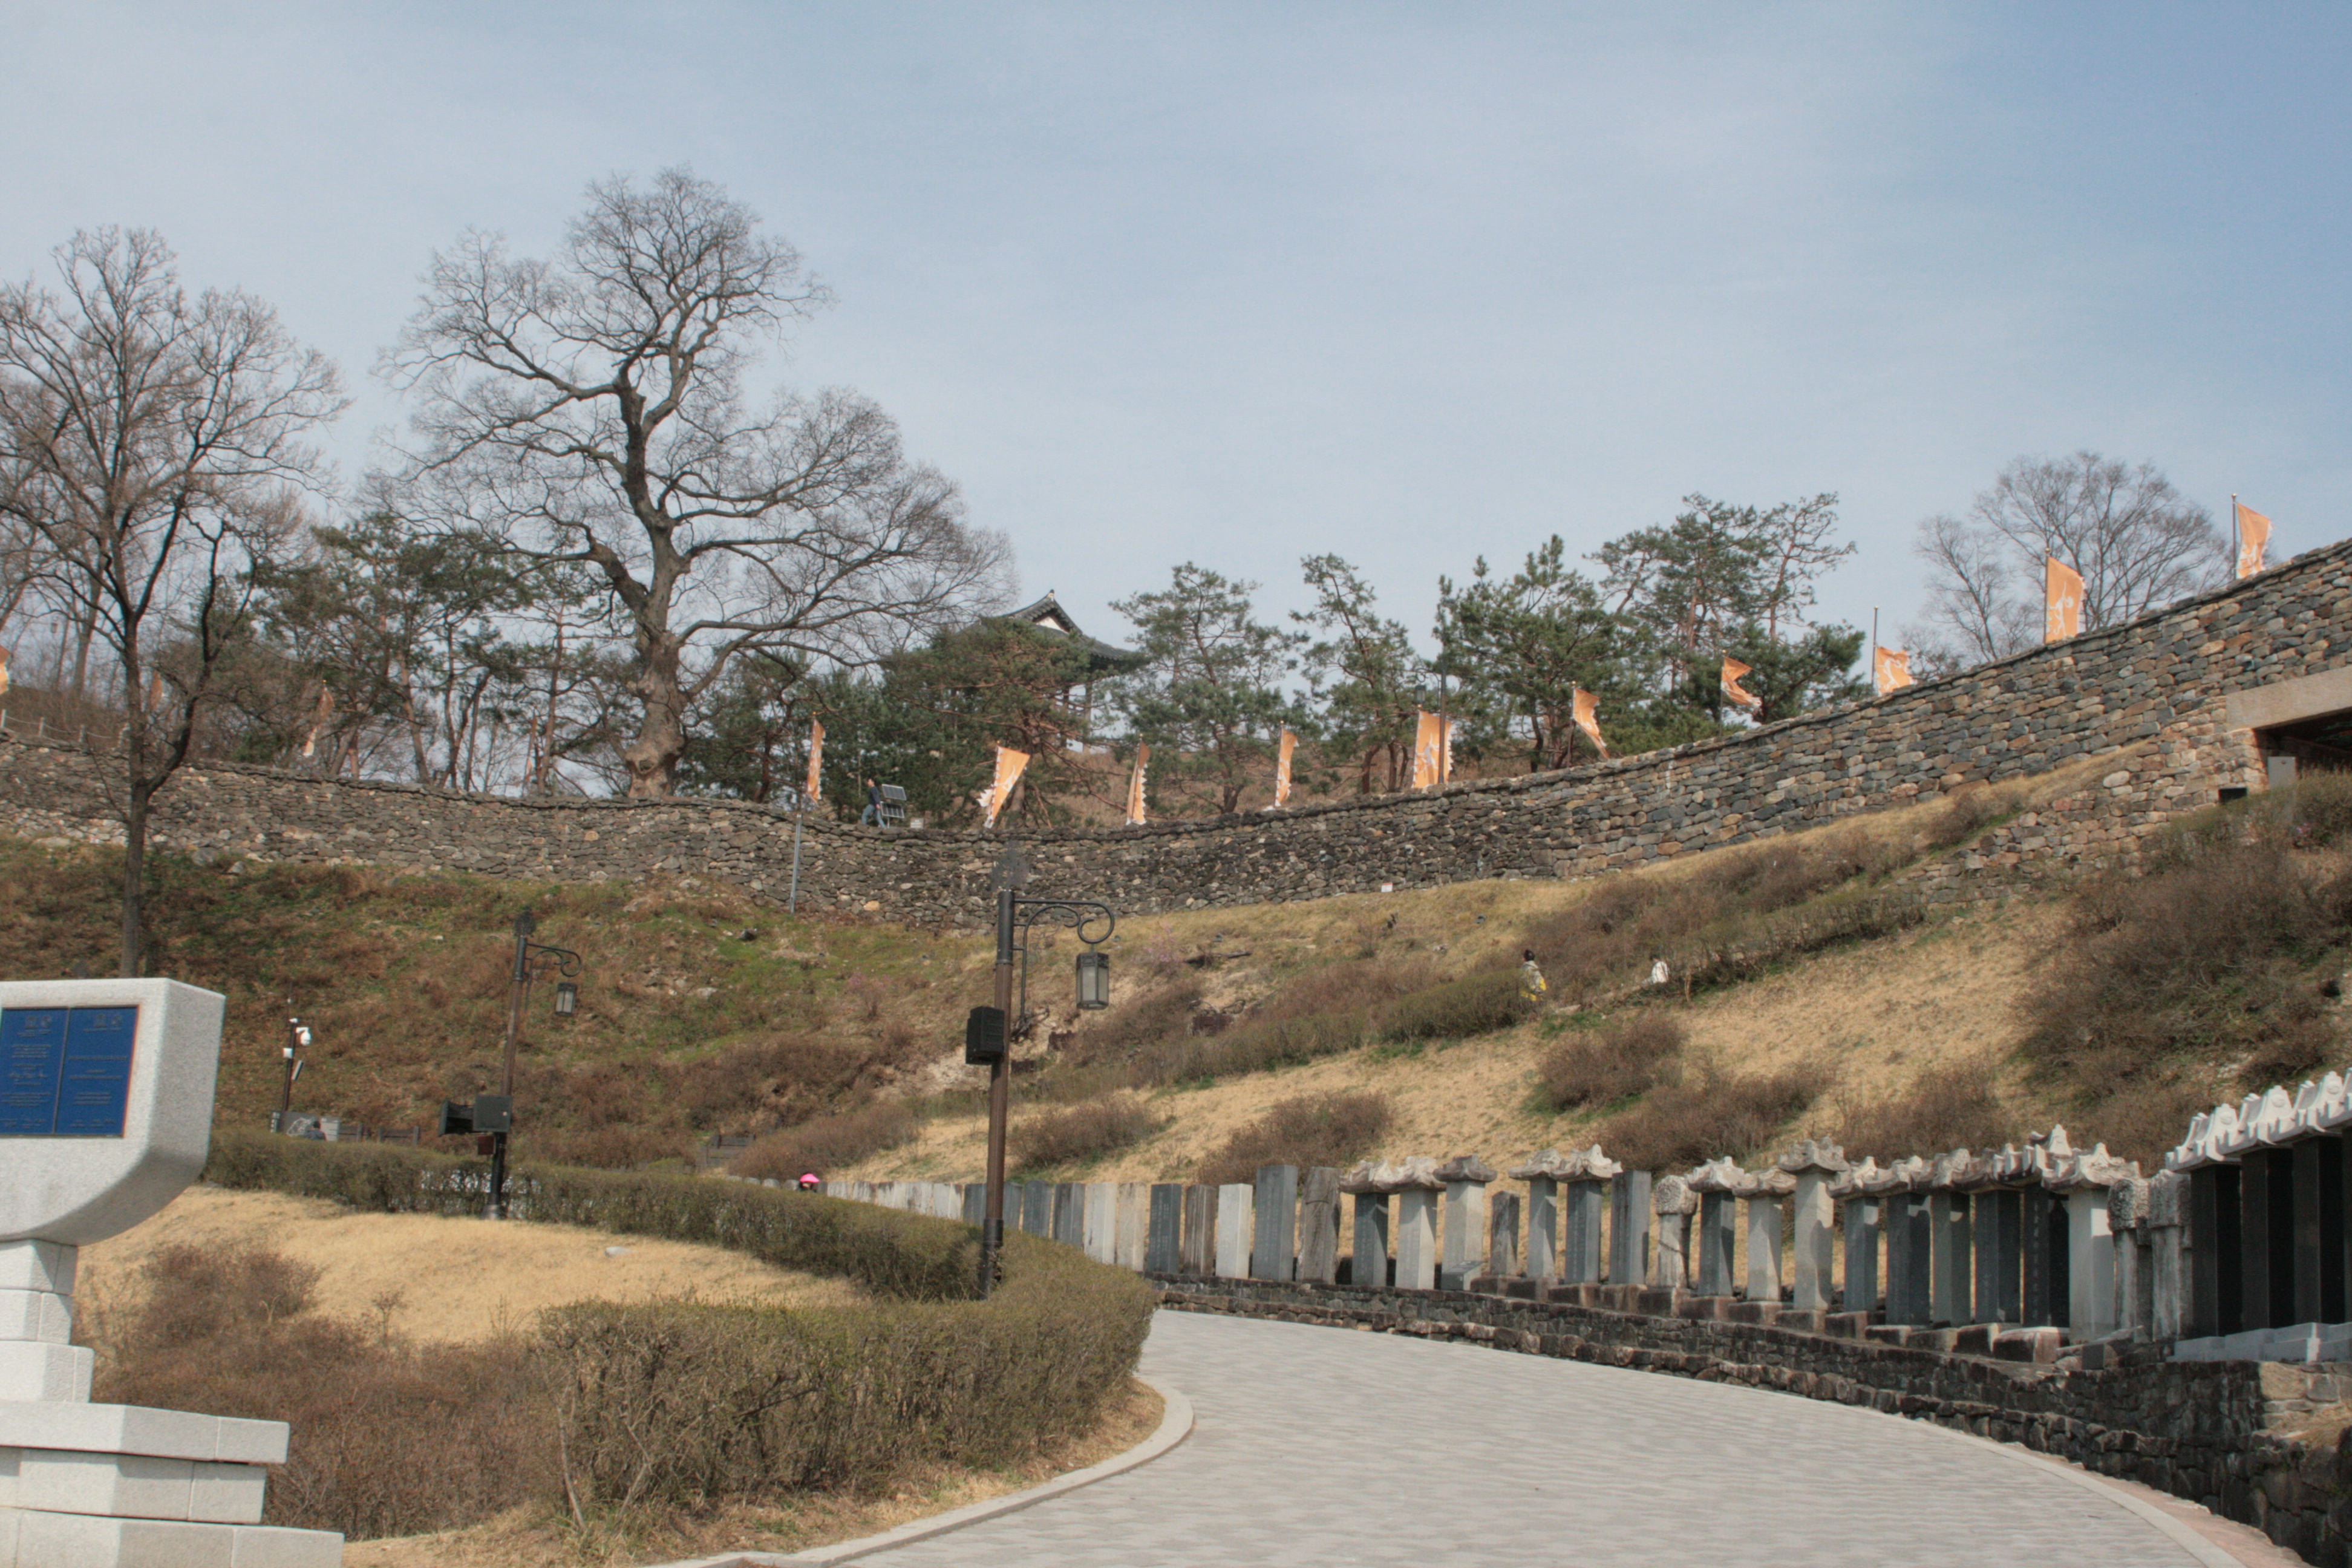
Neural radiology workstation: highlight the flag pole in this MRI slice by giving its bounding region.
[1870,607,1879,695]
[2231,493,2239,574]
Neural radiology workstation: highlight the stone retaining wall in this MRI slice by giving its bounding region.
[4,537,2345,921]
[1157,1275,2352,1566]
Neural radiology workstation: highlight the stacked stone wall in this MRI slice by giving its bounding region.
[3,537,2347,921]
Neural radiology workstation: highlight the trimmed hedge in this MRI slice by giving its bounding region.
[203,1132,1155,1510]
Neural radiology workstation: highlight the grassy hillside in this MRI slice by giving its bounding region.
[9,761,2347,1181]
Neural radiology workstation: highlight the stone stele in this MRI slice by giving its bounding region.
[0,978,342,1567]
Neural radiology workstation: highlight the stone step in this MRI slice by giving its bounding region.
[0,1405,286,1468]
[0,1447,267,1524]
[0,1503,341,1567]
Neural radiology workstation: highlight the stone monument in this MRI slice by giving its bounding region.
[1,978,343,1566]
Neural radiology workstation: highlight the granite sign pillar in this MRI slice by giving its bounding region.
[1437,1155,1497,1290]
[1250,1165,1299,1282]
[1778,1140,1851,1315]
[1298,1166,1342,1284]
[1178,1184,1215,1275]
[1146,1183,1183,1274]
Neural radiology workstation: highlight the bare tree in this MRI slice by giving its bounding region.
[385,168,1009,798]
[0,229,344,975]
[1908,452,2226,671]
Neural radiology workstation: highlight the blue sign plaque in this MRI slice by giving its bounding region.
[0,1005,137,1136]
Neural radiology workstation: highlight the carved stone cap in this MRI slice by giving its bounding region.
[1748,1168,1798,1197]
[1434,1154,1498,1184]
[1926,1148,1976,1190]
[1379,1155,1446,1192]
[1685,1156,1749,1195]
[1653,1173,1698,1215]
[1829,1156,1886,1199]
[1512,1144,1621,1182]
[1339,1158,1385,1195]
[2047,1141,2140,1192]
[1776,1138,1851,1177]
[1510,1149,1580,1181]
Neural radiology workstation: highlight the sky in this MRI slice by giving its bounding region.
[4,2,2346,655]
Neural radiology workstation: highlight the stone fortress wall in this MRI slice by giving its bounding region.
[4,535,2351,921]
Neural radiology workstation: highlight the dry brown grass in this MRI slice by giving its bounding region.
[77,1186,861,1345]
[1195,1091,1393,1186]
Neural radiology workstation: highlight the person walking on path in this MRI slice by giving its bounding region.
[1519,949,1548,1004]
[860,777,883,825]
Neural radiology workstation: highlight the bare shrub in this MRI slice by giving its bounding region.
[1523,828,1903,1001]
[733,1100,920,1180]
[1537,1015,1685,1112]
[1377,970,1536,1040]
[673,1036,867,1131]
[1010,1094,1161,1172]
[2070,1076,2226,1171]
[2022,828,2351,1088]
[90,1244,550,1540]
[1833,1062,2020,1162]
[1067,978,1204,1066]
[1195,1091,1393,1186]
[1598,1061,1828,1171]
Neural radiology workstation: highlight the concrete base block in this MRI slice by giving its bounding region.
[1547,1283,1604,1308]
[0,1504,341,1566]
[0,1246,76,1298]
[1993,1326,2065,1364]
[0,1406,287,1469]
[1595,1284,1644,1313]
[1634,1287,1682,1318]
[1905,1328,1963,1354]
[2170,1322,2352,1364]
[1953,1323,2006,1356]
[0,1449,267,1525]
[0,1297,71,1348]
[1500,1277,1541,1301]
[1863,1325,1914,1347]
[1723,1299,1782,1327]
[1675,1295,1731,1322]
[1772,1309,1829,1334]
[0,1346,91,1405]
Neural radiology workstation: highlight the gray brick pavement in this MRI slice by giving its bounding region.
[848,1310,2208,1567]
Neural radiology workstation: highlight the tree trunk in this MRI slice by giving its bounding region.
[622,629,688,798]
[120,779,148,978]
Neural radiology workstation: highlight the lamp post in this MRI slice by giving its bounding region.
[274,1005,309,1132]
[489,906,583,1218]
[972,886,1114,1296]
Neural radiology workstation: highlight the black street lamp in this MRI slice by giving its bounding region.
[486,906,584,1218]
[970,886,1114,1296]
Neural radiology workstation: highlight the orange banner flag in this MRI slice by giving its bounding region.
[2044,557,2083,643]
[804,718,825,804]
[1272,728,1297,808]
[0,645,10,700]
[981,745,1030,829]
[1873,647,1913,694]
[1410,710,1445,790]
[2236,501,2273,579]
[1572,685,1610,759]
[1125,743,1149,826]
[1719,656,1762,711]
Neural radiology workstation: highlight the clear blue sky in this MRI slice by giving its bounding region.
[5,2,2344,652]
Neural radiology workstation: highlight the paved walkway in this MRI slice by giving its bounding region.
[848,1310,2226,1568]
